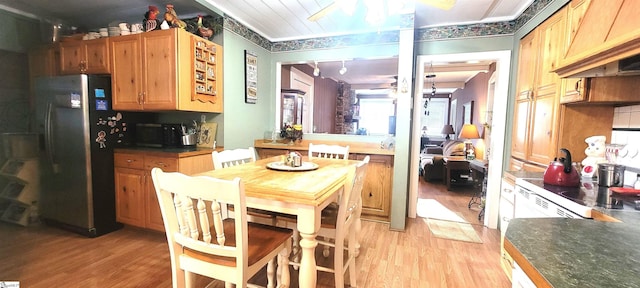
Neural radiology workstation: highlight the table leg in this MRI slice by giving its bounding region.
[446,164,452,190]
[297,209,320,288]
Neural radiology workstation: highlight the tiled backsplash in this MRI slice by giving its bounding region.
[611,104,640,186]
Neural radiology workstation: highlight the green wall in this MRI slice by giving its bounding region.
[0,10,40,53]
[221,31,274,149]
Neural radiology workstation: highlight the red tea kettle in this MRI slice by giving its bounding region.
[543,148,581,187]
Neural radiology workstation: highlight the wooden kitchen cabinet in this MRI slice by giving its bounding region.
[114,166,146,227]
[560,0,591,104]
[110,29,223,112]
[114,151,213,231]
[511,7,566,167]
[28,44,59,77]
[59,38,110,75]
[351,153,393,222]
[562,76,640,104]
[256,148,289,159]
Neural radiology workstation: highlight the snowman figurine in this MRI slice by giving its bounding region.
[581,135,607,178]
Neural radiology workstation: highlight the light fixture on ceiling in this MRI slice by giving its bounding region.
[339,60,347,75]
[313,61,320,77]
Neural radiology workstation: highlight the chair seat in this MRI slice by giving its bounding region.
[184,218,293,267]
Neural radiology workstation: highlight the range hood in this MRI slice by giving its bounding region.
[554,0,640,78]
[562,54,640,78]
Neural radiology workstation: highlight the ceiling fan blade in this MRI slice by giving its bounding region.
[308,1,340,22]
[419,0,456,10]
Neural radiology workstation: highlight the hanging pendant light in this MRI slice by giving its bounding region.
[339,60,347,75]
[313,61,320,77]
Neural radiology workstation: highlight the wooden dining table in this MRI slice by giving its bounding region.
[197,156,360,288]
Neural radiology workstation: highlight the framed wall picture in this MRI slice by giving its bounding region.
[463,101,474,124]
[245,50,258,104]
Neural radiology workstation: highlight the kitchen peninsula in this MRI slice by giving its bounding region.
[254,139,394,222]
[506,211,640,287]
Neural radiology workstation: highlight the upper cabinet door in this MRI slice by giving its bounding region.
[59,38,110,75]
[515,32,538,101]
[139,30,178,110]
[111,34,144,111]
[535,9,566,95]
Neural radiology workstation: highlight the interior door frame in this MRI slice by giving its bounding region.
[408,50,511,229]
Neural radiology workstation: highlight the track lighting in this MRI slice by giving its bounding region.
[313,61,320,77]
[339,60,347,75]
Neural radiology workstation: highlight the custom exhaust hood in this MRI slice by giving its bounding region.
[554,0,640,78]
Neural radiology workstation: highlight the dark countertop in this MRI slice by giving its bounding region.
[506,218,640,288]
[114,146,219,157]
[503,170,544,182]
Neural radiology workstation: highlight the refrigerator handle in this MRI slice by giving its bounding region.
[44,102,59,173]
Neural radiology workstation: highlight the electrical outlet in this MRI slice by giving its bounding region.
[200,114,206,123]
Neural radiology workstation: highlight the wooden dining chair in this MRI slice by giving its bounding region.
[212,147,277,225]
[280,156,369,287]
[151,168,292,288]
[308,143,350,159]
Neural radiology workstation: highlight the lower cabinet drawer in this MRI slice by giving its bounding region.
[144,156,178,172]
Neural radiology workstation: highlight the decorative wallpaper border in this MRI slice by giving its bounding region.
[223,0,551,52]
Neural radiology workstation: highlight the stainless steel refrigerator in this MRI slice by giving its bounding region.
[34,74,139,237]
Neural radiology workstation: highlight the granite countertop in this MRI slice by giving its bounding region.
[114,146,219,157]
[506,218,640,287]
[503,170,544,182]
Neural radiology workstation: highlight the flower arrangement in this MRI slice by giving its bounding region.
[280,124,303,143]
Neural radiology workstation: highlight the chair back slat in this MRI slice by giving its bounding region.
[308,143,350,160]
[151,168,248,265]
[212,147,257,169]
[211,201,225,246]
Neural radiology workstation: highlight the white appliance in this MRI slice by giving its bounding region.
[514,178,592,219]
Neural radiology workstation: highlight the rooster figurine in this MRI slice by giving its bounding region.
[143,5,161,32]
[196,15,213,39]
[164,4,187,29]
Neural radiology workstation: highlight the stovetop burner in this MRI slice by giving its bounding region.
[524,179,634,210]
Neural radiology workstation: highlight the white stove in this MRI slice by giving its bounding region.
[514,178,593,219]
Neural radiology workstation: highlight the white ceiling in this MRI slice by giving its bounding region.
[0,0,533,42]
[302,57,493,94]
[0,0,532,94]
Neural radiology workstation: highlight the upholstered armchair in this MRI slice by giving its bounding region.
[420,140,465,182]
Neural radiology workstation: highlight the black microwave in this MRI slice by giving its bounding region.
[135,123,182,147]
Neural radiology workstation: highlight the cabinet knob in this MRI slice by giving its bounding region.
[575,79,582,94]
[369,192,373,197]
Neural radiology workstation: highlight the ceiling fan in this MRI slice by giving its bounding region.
[308,0,456,22]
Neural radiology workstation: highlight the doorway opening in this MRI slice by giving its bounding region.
[410,51,511,229]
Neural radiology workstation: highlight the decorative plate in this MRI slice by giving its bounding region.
[266,161,319,172]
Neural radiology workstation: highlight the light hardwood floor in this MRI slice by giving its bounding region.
[0,178,510,287]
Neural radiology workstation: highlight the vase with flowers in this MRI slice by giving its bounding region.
[280,124,303,145]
